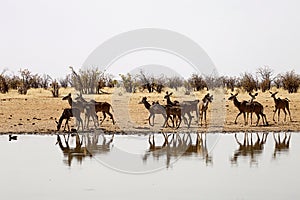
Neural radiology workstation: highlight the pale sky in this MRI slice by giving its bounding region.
[1,0,300,79]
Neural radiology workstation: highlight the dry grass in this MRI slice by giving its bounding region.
[0,87,299,134]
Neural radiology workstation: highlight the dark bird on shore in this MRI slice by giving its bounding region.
[9,135,17,141]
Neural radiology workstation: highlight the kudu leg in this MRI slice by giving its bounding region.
[100,112,106,125]
[234,112,243,124]
[286,104,292,121]
[283,108,287,122]
[273,108,278,121]
[255,113,260,126]
[200,111,203,126]
[107,111,115,125]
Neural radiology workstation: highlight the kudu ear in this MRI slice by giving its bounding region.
[55,121,59,124]
[274,91,278,95]
[269,91,273,94]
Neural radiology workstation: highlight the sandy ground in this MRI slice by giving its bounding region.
[0,87,299,134]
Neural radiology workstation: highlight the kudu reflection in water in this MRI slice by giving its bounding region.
[56,133,114,166]
[231,133,268,166]
[143,133,212,168]
[56,134,91,166]
[83,133,114,156]
[273,132,291,159]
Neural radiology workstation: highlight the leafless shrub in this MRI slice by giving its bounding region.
[69,67,101,94]
[220,76,240,92]
[281,70,300,93]
[188,74,207,91]
[166,76,184,91]
[273,74,282,89]
[6,75,21,90]
[0,74,8,93]
[59,75,70,88]
[50,80,60,97]
[240,72,258,92]
[119,73,137,93]
[17,69,33,94]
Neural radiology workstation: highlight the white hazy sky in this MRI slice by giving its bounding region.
[1,0,300,79]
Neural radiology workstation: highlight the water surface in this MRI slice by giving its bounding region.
[0,132,299,200]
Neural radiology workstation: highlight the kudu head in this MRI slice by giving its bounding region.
[249,92,258,101]
[270,91,278,98]
[228,93,238,101]
[139,97,148,104]
[203,93,213,103]
[62,93,71,100]
[164,91,173,100]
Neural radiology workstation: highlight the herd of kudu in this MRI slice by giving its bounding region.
[228,91,292,126]
[56,93,115,132]
[56,90,292,132]
[139,91,213,129]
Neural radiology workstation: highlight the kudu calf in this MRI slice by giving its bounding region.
[56,108,83,132]
[270,91,292,122]
[199,93,213,126]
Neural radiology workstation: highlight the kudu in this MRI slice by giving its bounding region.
[228,93,268,126]
[56,134,91,166]
[56,108,83,132]
[74,95,99,129]
[270,91,292,122]
[164,91,193,128]
[179,100,199,128]
[199,93,213,126]
[139,97,167,127]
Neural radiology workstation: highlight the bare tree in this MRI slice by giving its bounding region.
[257,66,273,92]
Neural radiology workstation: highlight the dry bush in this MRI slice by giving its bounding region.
[188,74,207,91]
[0,74,8,93]
[119,73,137,93]
[59,75,70,88]
[240,72,258,92]
[220,76,240,92]
[50,80,60,97]
[281,70,300,93]
[166,76,184,91]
